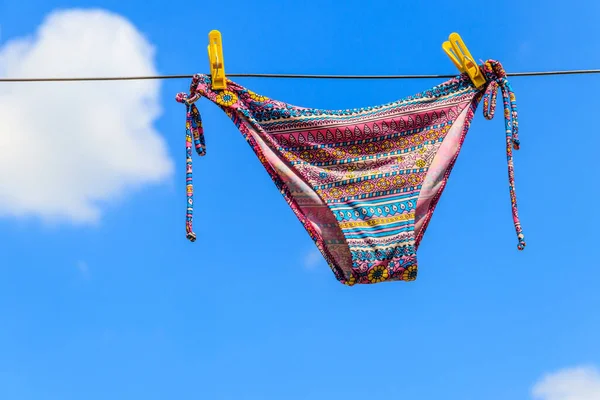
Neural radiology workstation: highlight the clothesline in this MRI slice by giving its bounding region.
[1,68,600,82]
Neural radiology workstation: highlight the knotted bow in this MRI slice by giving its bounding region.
[481,61,526,250]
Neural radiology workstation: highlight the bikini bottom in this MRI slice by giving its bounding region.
[175,60,525,286]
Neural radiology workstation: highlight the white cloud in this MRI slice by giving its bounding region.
[0,9,173,225]
[303,247,323,270]
[532,365,600,400]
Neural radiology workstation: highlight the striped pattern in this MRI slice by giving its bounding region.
[176,60,526,285]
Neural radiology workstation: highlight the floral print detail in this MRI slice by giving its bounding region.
[376,179,391,190]
[407,174,420,186]
[348,144,361,155]
[416,159,426,168]
[380,141,393,152]
[392,175,407,186]
[346,185,359,196]
[368,265,389,283]
[365,142,379,153]
[361,181,375,192]
[329,187,342,198]
[332,148,346,159]
[215,90,238,107]
[300,150,315,162]
[314,148,330,161]
[248,90,268,102]
[402,265,418,281]
[286,152,300,162]
[411,134,424,146]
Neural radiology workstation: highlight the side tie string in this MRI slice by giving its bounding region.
[481,62,526,251]
[175,92,206,242]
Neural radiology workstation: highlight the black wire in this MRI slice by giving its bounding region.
[0,69,599,82]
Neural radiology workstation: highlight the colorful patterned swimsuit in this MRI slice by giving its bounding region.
[176,60,525,286]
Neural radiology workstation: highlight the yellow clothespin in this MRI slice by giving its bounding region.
[442,32,486,88]
[207,30,227,90]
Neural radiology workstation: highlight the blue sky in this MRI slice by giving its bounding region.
[1,1,600,399]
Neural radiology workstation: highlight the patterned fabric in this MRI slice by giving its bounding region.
[175,59,525,285]
[175,92,206,242]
